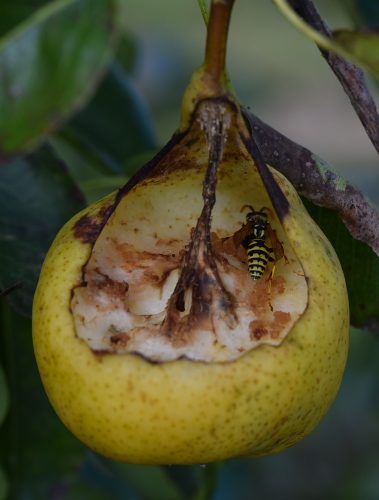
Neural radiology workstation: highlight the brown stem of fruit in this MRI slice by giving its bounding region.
[204,0,235,92]
[162,102,236,337]
[288,0,379,155]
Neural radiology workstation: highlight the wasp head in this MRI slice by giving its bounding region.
[242,205,268,239]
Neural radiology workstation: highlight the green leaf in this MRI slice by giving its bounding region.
[0,465,8,500]
[0,1,49,37]
[304,200,379,331]
[0,0,121,155]
[0,365,8,427]
[332,29,379,79]
[49,62,157,204]
[49,129,116,189]
[0,144,85,317]
[67,62,157,173]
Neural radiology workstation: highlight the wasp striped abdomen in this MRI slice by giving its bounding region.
[246,240,273,280]
[234,205,276,281]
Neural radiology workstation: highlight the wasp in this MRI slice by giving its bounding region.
[233,205,285,283]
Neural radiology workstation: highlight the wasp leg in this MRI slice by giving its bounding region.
[294,270,306,278]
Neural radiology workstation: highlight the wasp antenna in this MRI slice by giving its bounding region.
[240,204,255,214]
[260,206,274,217]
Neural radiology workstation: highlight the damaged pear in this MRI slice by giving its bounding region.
[33,97,348,464]
[32,0,349,464]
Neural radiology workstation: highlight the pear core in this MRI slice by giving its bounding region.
[71,125,308,362]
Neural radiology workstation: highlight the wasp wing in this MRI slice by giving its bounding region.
[233,222,253,249]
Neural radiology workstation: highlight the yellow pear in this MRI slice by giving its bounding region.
[32,93,348,464]
[33,0,349,465]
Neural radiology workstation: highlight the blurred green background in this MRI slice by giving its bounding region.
[0,0,379,499]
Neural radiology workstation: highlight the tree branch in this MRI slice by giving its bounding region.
[243,109,379,256]
[288,0,379,155]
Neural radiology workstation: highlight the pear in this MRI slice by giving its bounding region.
[32,1,349,464]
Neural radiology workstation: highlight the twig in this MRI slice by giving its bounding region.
[287,0,379,155]
[243,109,379,256]
[0,282,23,297]
[204,0,235,90]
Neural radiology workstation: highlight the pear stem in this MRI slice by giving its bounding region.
[204,0,235,92]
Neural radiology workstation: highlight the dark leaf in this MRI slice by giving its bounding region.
[304,200,379,332]
[0,362,8,500]
[0,0,121,155]
[0,303,86,499]
[70,453,185,499]
[79,176,128,204]
[49,62,157,204]
[77,453,140,500]
[192,463,222,500]
[0,144,85,316]
[67,62,157,174]
[164,465,201,498]
[107,461,183,500]
[0,1,49,37]
[49,129,115,188]
[0,365,8,427]
[115,34,139,74]
[0,466,8,500]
